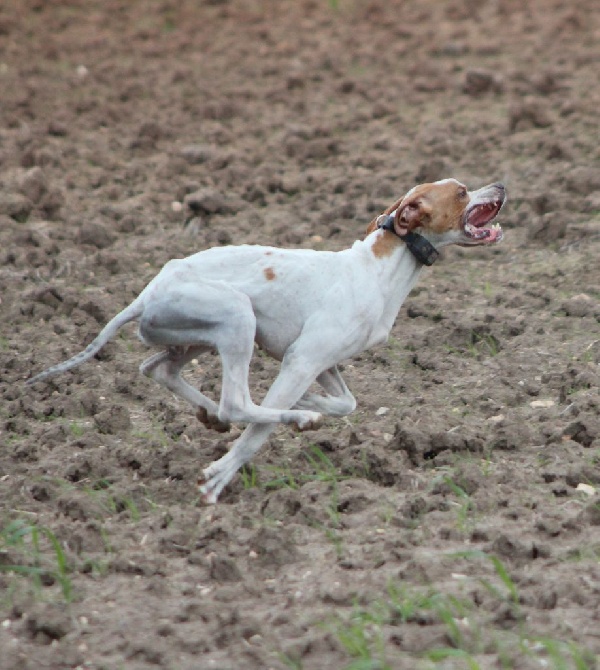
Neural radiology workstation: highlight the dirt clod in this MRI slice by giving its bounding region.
[78,220,115,249]
[94,405,132,433]
[0,191,32,221]
[462,68,504,95]
[25,603,72,642]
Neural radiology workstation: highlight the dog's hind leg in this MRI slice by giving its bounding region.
[137,281,321,429]
[140,346,230,432]
[293,365,357,417]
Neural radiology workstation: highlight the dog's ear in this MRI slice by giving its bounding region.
[393,198,431,236]
[365,195,405,237]
[365,217,380,235]
[365,191,432,238]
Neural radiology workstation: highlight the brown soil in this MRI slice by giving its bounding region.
[1,1,600,669]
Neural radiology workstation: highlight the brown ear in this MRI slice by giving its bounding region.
[365,195,405,237]
[393,200,431,237]
[365,217,379,235]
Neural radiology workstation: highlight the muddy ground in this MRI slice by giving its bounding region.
[1,0,600,668]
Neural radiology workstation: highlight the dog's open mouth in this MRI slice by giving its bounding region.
[462,199,504,244]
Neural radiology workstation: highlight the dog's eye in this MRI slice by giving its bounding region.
[458,188,468,199]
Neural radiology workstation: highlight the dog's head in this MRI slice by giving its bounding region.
[366,178,506,248]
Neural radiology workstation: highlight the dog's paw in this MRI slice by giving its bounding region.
[198,458,239,504]
[295,411,322,432]
[198,476,219,504]
[196,407,231,433]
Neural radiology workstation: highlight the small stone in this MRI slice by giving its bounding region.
[576,483,596,496]
[487,414,505,423]
[530,399,555,408]
[376,407,390,416]
[180,144,213,164]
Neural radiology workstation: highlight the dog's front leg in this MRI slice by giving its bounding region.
[200,348,330,503]
[200,423,275,503]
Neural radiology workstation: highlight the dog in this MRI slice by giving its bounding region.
[27,178,506,503]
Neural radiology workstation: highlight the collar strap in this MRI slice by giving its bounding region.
[377,215,440,266]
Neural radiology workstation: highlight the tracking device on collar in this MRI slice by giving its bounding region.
[377,215,440,267]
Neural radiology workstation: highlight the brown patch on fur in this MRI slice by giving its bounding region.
[264,267,276,281]
[264,251,272,255]
[371,230,401,258]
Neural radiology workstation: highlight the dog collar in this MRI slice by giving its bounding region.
[377,215,440,267]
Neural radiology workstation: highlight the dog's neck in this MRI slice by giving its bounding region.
[354,229,427,324]
[376,215,440,266]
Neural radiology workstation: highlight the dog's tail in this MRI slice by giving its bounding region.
[26,301,143,386]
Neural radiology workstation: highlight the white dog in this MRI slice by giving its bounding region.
[28,178,506,502]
